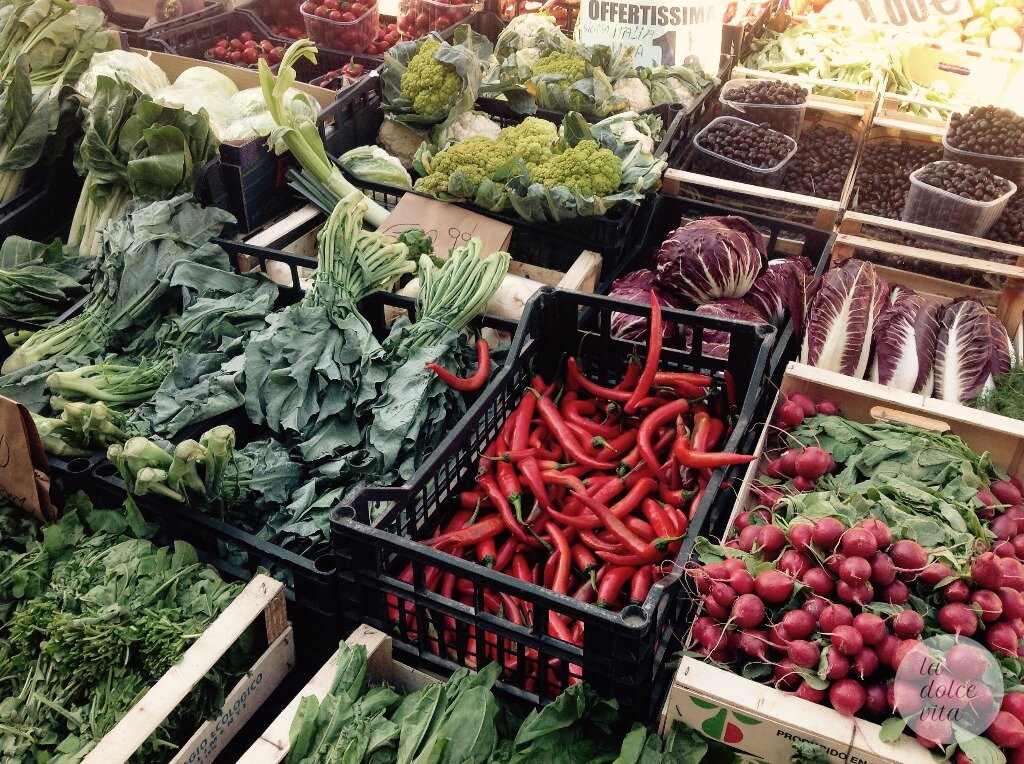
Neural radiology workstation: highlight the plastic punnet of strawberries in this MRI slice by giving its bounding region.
[397,0,473,38]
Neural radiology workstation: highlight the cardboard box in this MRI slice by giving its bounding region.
[661,363,1024,763]
[82,574,295,764]
[128,48,338,233]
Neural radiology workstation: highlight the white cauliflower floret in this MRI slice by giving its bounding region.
[503,12,560,47]
[612,77,653,111]
[608,120,655,154]
[515,47,543,71]
[377,119,428,169]
[441,111,502,144]
[661,77,697,108]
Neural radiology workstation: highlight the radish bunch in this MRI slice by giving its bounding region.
[689,393,1024,759]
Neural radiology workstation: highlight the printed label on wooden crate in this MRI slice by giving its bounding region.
[577,0,724,73]
[0,396,56,522]
[380,195,512,259]
[832,0,972,28]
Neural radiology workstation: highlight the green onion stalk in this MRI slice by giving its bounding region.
[67,182,131,259]
[258,40,390,228]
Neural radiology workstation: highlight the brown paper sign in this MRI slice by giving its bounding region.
[0,397,57,522]
[380,195,513,259]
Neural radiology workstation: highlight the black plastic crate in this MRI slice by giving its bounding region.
[0,145,84,244]
[330,288,775,720]
[142,9,284,62]
[103,0,224,40]
[297,48,384,89]
[595,193,835,388]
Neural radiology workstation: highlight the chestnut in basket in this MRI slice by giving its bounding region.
[947,106,1024,160]
[697,120,794,169]
[916,161,1013,203]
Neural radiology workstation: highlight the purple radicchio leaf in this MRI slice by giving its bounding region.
[653,216,767,304]
[608,269,682,340]
[868,286,940,395]
[799,259,887,378]
[933,298,1012,403]
[744,256,819,335]
[693,299,767,360]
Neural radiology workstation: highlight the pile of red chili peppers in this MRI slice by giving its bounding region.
[391,296,757,685]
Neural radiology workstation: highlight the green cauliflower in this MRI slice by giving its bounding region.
[532,140,622,196]
[531,51,587,89]
[414,136,515,197]
[496,116,558,167]
[401,39,461,115]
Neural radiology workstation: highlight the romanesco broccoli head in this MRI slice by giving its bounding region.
[532,140,622,197]
[414,136,515,197]
[496,116,558,167]
[401,39,461,115]
[532,51,587,89]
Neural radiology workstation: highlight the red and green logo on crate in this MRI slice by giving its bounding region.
[689,696,763,747]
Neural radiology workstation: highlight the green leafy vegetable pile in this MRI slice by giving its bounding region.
[0,235,90,326]
[0,494,251,762]
[975,364,1024,421]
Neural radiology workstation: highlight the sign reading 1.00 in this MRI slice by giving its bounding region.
[848,0,972,26]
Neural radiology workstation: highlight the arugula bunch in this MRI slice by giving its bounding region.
[0,55,82,204]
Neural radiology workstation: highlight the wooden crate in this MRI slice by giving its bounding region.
[237,624,437,763]
[663,69,875,231]
[83,574,294,764]
[842,114,1024,263]
[661,362,1024,764]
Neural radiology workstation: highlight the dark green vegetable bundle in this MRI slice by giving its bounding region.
[0,235,91,324]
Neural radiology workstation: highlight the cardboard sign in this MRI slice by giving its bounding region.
[0,397,57,522]
[576,0,725,74]
[380,195,513,259]
[841,0,972,28]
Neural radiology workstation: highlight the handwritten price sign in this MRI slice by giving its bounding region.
[0,396,57,522]
[847,0,972,27]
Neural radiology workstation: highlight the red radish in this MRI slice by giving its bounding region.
[881,580,910,605]
[999,538,1020,557]
[774,401,805,430]
[795,447,832,481]
[943,580,970,603]
[1002,557,1024,590]
[893,610,924,639]
[853,646,879,678]
[763,460,784,479]
[723,558,746,572]
[947,643,990,680]
[773,659,801,690]
[836,580,873,606]
[696,619,725,649]
[703,563,729,581]
[778,449,799,477]
[711,582,737,608]
[768,623,790,651]
[705,598,729,620]
[812,517,844,550]
[993,480,1023,506]
[802,567,835,596]
[918,561,956,586]
[853,613,886,645]
[753,485,784,509]
[1001,587,1024,619]
[892,679,925,715]
[792,476,816,492]
[782,609,817,640]
[890,539,928,571]
[789,393,817,417]
[877,634,900,666]
[988,711,1024,748]
[1008,748,1024,764]
[915,715,952,749]
[1001,692,1024,724]
[736,630,771,661]
[870,553,896,585]
[754,570,794,604]
[738,525,760,552]
[892,639,924,671]
[794,681,826,703]
[824,649,850,680]
[815,399,839,415]
[993,514,1018,541]
[955,751,972,764]
[977,489,998,507]
[734,511,752,531]
[789,523,814,553]
[778,550,812,578]
[820,604,854,631]
[692,616,715,642]
[757,525,787,559]
[938,603,978,636]
[832,624,865,656]
[1005,506,1024,533]
[827,553,848,576]
[971,589,1003,622]
[860,518,893,550]
[788,639,820,668]
[731,593,766,629]
[829,678,866,716]
[841,528,878,558]
[987,621,1019,657]
[839,556,871,585]
[864,683,888,717]
[728,568,755,595]
[803,596,830,620]
[970,682,995,713]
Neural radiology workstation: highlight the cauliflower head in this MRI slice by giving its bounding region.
[504,11,561,45]
[532,140,622,197]
[532,51,587,88]
[414,136,515,197]
[612,77,653,111]
[442,111,502,143]
[496,116,558,167]
[378,120,428,168]
[401,39,461,115]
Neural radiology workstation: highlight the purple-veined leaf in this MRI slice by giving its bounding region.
[868,286,939,395]
[693,299,767,359]
[933,298,1012,403]
[744,256,820,335]
[608,269,682,340]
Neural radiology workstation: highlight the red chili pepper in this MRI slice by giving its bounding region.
[664,455,682,490]
[572,578,596,604]
[534,394,617,471]
[543,551,559,589]
[638,398,690,476]
[615,362,643,391]
[531,374,555,396]
[441,509,473,534]
[565,420,601,448]
[459,492,487,509]
[570,543,598,576]
[596,566,636,608]
[672,436,757,470]
[425,511,505,550]
[493,536,518,572]
[511,553,533,586]
[566,357,631,402]
[653,371,713,387]
[578,527,623,553]
[689,485,705,520]
[496,460,524,521]
[511,391,537,452]
[540,470,587,495]
[631,566,655,605]
[623,515,656,542]
[562,476,627,517]
[480,474,541,548]
[546,522,572,595]
[595,542,678,567]
[426,339,490,392]
[625,293,663,414]
[563,400,620,439]
[658,484,688,506]
[572,491,654,559]
[518,457,555,514]
[655,380,708,398]
[547,611,576,644]
[704,417,726,451]
[476,536,497,567]
[548,477,656,530]
[723,370,737,409]
[641,497,676,540]
[499,592,524,626]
